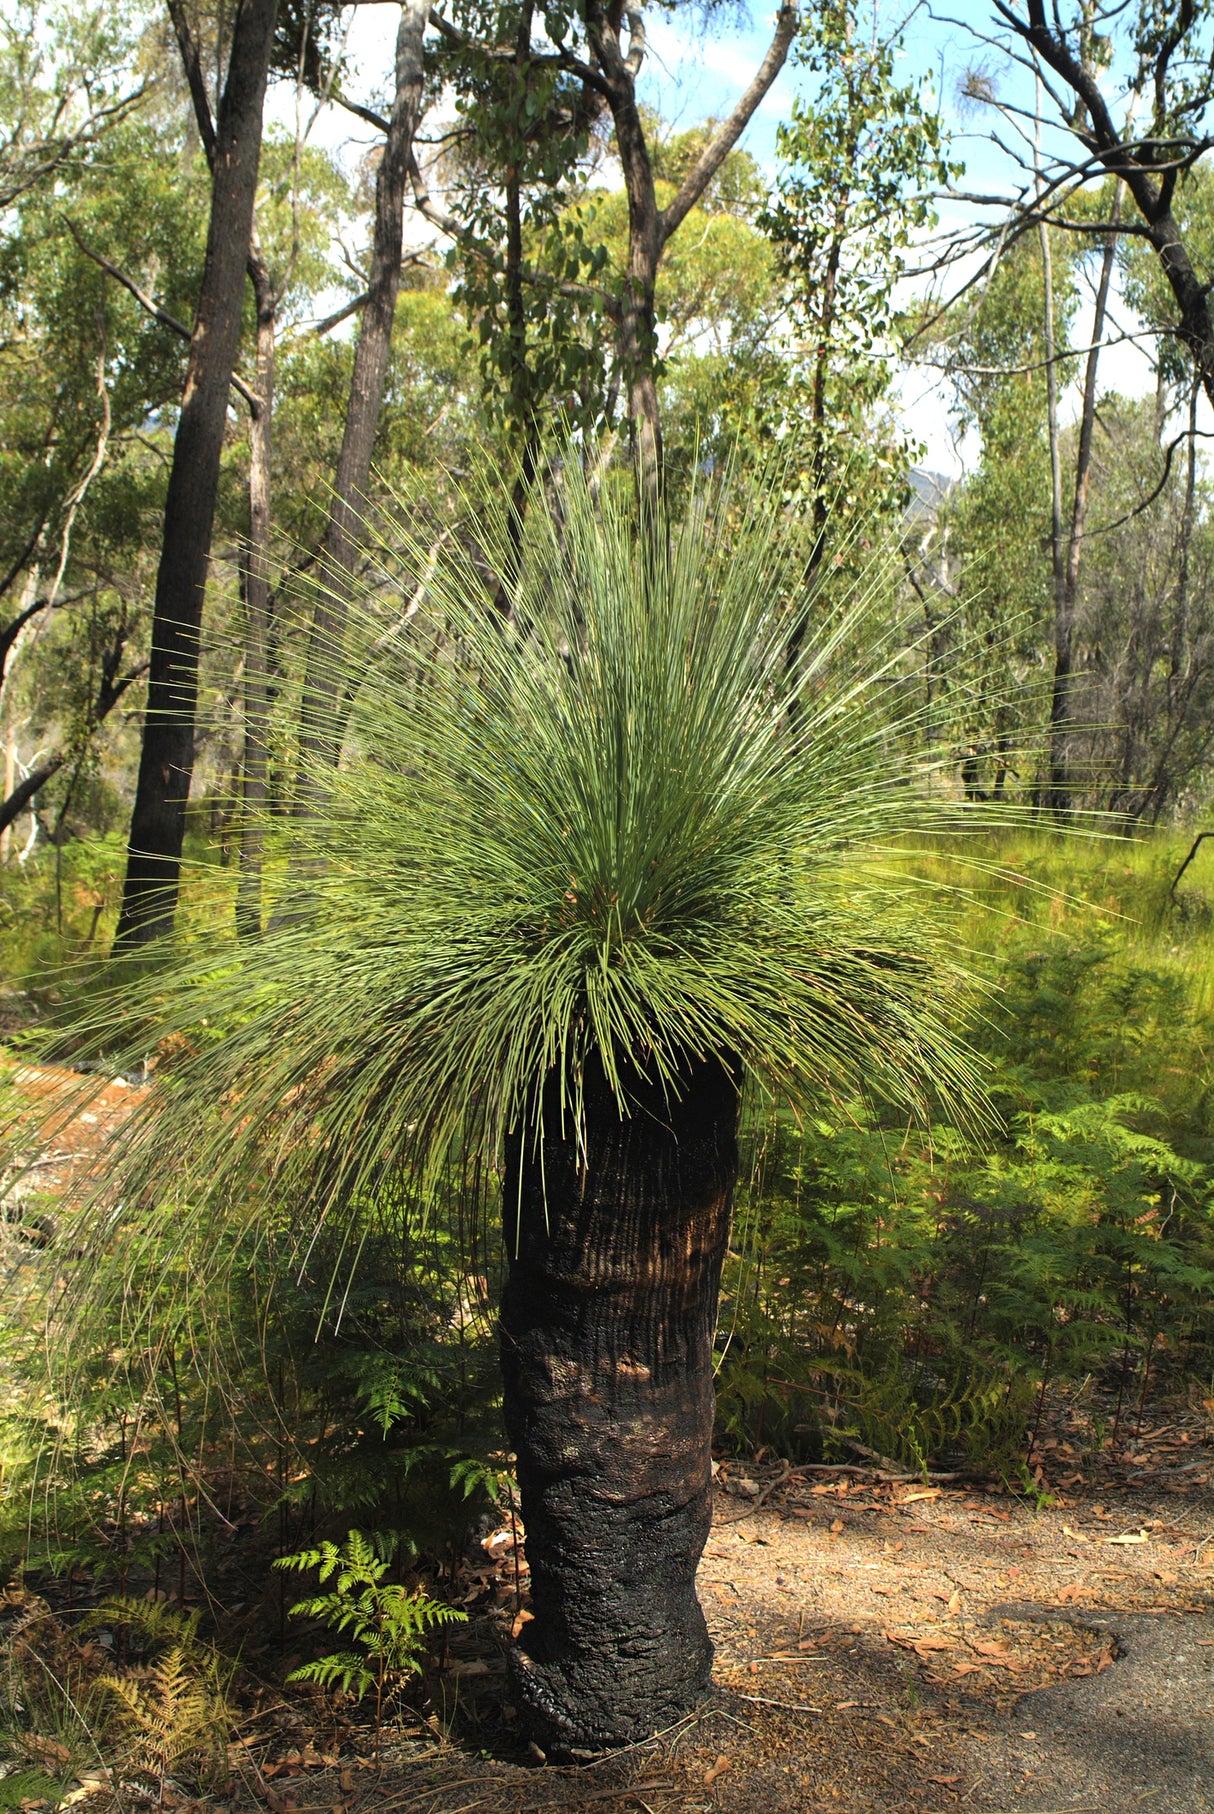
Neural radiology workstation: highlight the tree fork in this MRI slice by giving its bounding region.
[500,1052,739,1754]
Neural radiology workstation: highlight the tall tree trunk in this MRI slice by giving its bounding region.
[114,0,279,946]
[1143,374,1201,821]
[291,0,428,814]
[490,0,541,621]
[500,1052,739,1755]
[613,104,662,497]
[236,232,275,940]
[1047,189,1121,814]
[583,0,794,504]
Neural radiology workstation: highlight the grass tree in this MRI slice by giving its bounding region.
[59,459,978,1754]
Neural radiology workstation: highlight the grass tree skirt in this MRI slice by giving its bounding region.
[499,1053,739,1755]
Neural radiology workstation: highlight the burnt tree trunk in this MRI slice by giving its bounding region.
[114,0,278,946]
[500,1053,739,1755]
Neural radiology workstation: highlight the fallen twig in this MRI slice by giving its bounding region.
[788,1461,967,1483]
[729,1692,823,1714]
[719,1460,793,1520]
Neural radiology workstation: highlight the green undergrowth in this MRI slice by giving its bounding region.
[0,829,1213,1714]
[715,828,1214,1472]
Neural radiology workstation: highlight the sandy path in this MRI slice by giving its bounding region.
[230,1474,1213,1814]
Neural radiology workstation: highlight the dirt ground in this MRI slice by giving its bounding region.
[222,1463,1214,1814]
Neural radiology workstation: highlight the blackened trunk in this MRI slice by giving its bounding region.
[500,1053,739,1754]
[114,0,278,946]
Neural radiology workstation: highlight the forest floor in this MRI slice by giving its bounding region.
[3,1060,1213,1814]
[234,1461,1214,1814]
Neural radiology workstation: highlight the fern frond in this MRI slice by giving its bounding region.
[285,1651,376,1699]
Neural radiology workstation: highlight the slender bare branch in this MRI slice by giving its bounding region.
[312,290,369,335]
[659,4,798,246]
[64,219,262,414]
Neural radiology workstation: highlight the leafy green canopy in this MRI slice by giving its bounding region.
[54,459,982,1298]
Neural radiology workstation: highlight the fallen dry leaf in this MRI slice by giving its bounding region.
[912,1636,955,1653]
[830,1518,846,1534]
[1105,1530,1149,1545]
[704,1755,732,1784]
[926,1774,964,1787]
[899,1488,942,1505]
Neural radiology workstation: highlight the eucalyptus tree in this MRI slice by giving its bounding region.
[0,2,207,849]
[289,0,432,819]
[0,0,145,210]
[572,121,782,492]
[410,0,797,496]
[66,461,977,1751]
[114,0,281,946]
[1067,396,1214,818]
[577,0,796,489]
[921,225,1082,803]
[761,0,955,541]
[952,1,1214,408]
[0,0,176,692]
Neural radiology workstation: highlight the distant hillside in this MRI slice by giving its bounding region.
[906,468,955,521]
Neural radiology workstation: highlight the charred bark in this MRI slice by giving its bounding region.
[114,0,279,946]
[500,1052,739,1755]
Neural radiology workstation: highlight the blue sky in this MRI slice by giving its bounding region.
[282,2,1170,475]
